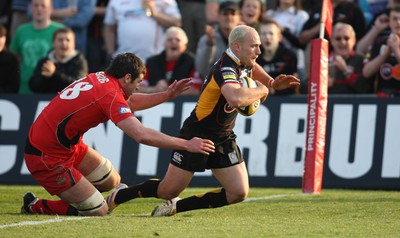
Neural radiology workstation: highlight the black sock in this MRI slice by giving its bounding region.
[114,179,160,204]
[176,188,228,213]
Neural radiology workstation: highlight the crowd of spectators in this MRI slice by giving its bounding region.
[257,19,298,95]
[29,27,88,93]
[0,0,399,97]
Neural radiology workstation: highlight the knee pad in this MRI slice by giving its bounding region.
[86,157,113,186]
[71,190,105,214]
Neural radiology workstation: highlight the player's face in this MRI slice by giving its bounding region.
[238,29,261,66]
[53,32,75,60]
[125,73,144,95]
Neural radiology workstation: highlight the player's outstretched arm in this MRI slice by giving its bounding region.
[117,116,215,155]
[128,78,192,111]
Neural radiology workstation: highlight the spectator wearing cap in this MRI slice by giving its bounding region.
[195,1,241,77]
[0,23,20,93]
[205,0,266,25]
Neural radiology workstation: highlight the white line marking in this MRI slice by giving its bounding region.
[1,194,301,229]
[244,193,293,202]
[0,216,96,229]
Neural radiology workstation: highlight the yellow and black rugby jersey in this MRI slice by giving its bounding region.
[185,49,253,136]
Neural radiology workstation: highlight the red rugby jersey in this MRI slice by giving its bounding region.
[29,72,133,157]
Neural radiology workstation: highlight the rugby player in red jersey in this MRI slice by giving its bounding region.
[22,52,215,216]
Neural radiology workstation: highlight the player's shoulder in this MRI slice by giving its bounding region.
[218,54,238,73]
[88,71,115,85]
[212,54,240,83]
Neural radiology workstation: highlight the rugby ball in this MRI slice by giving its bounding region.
[236,76,261,116]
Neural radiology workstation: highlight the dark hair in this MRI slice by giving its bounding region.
[274,0,302,14]
[52,27,75,41]
[260,18,282,31]
[239,0,266,23]
[105,53,146,80]
[390,6,400,16]
[0,24,7,37]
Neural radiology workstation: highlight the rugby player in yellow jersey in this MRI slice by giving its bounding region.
[106,25,300,216]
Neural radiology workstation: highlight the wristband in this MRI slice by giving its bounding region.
[268,78,275,88]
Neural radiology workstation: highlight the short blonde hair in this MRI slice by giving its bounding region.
[332,22,356,39]
[228,25,254,47]
[165,26,188,45]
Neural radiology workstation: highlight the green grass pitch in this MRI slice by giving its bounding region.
[1,185,399,237]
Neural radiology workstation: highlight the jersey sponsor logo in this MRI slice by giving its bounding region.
[119,106,132,114]
[240,69,250,79]
[222,68,238,82]
[223,74,237,81]
[56,175,66,185]
[59,82,93,100]
[224,103,236,114]
[380,63,392,80]
[221,67,236,74]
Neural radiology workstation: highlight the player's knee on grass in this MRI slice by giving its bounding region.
[157,187,181,200]
[226,190,248,204]
[71,190,108,216]
[86,157,120,192]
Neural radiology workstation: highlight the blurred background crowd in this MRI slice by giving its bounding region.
[1,0,399,98]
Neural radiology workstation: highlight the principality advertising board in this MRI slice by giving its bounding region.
[0,94,399,189]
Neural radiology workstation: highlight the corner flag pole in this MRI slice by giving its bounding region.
[302,0,332,194]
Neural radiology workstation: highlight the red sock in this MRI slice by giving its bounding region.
[30,199,79,216]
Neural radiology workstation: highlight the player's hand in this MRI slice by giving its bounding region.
[166,78,192,99]
[255,80,269,103]
[187,137,215,155]
[272,74,300,91]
